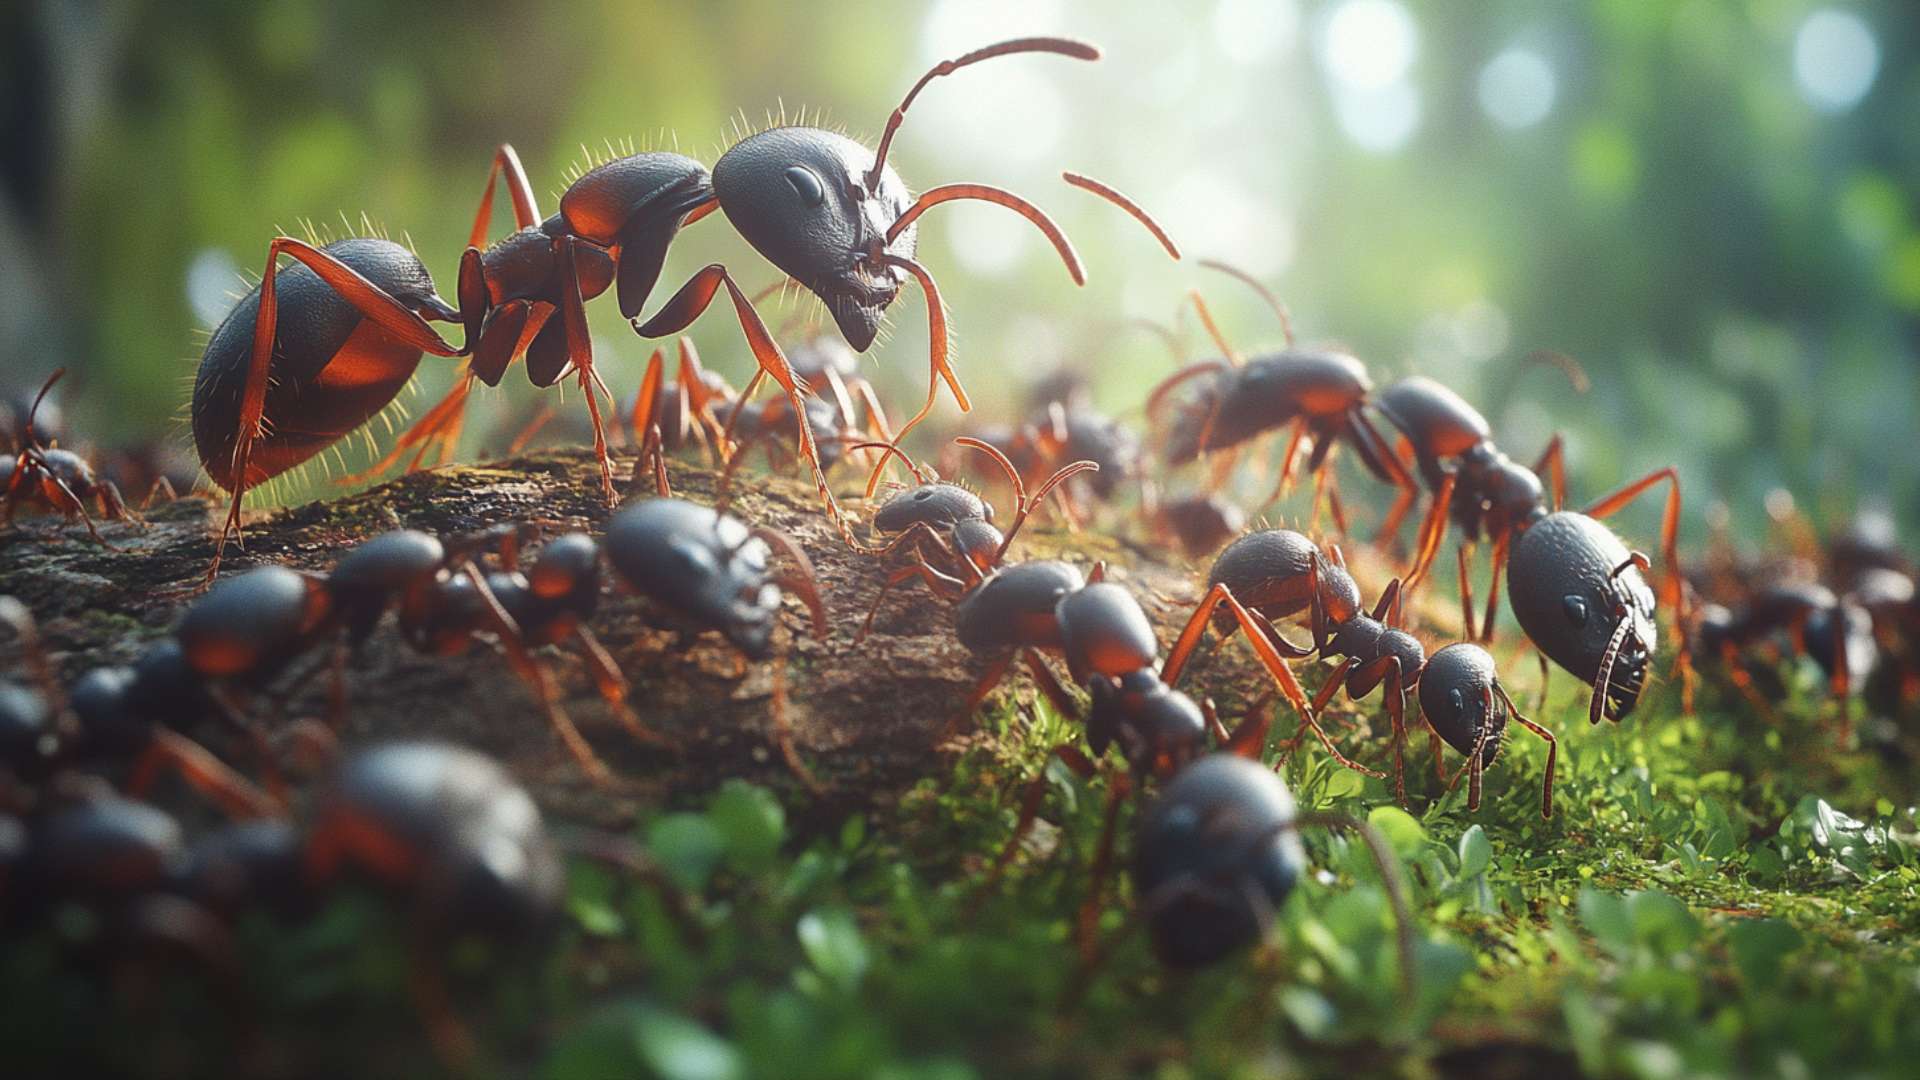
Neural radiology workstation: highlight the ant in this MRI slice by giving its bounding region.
[1120,753,1414,979]
[602,497,827,790]
[852,438,1086,641]
[1370,371,1691,721]
[170,527,626,785]
[1140,487,1245,561]
[3,370,139,545]
[1,598,281,820]
[1144,260,1417,533]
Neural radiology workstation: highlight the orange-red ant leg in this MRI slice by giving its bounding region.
[1479,533,1510,644]
[970,742,1098,908]
[126,730,281,819]
[1532,435,1567,511]
[1075,775,1131,961]
[505,402,557,456]
[947,652,1017,742]
[636,265,850,540]
[1457,543,1478,640]
[575,624,669,747]
[461,565,611,786]
[1342,654,1410,808]
[1023,648,1079,719]
[866,254,959,495]
[1495,682,1556,818]
[629,346,667,449]
[209,237,463,586]
[1403,472,1457,597]
[555,236,619,505]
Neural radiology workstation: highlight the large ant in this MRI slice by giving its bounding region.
[1144,261,1416,532]
[190,36,1168,585]
[1370,372,1691,721]
[2,370,138,545]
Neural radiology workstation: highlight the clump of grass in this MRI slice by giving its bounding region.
[5,658,1916,1078]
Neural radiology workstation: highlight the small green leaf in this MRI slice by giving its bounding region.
[1457,824,1493,880]
[1578,887,1631,954]
[797,908,870,993]
[1367,805,1426,856]
[709,781,785,872]
[633,1007,742,1080]
[649,813,725,893]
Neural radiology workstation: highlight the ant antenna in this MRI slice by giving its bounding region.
[866,37,1100,192]
[956,436,1098,562]
[1184,289,1245,366]
[1519,349,1591,394]
[1199,259,1294,348]
[22,367,63,452]
[1062,172,1181,260]
[845,440,933,485]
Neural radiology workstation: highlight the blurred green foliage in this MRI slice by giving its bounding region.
[4,0,1917,528]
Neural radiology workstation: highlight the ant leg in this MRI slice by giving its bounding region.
[575,625,669,747]
[1262,418,1308,509]
[1479,533,1510,644]
[462,565,612,786]
[1023,648,1079,720]
[556,236,618,505]
[1403,472,1457,595]
[1496,682,1556,819]
[466,144,540,247]
[1717,641,1778,724]
[970,743,1098,908]
[28,461,117,548]
[1583,466,1691,705]
[768,642,824,795]
[636,265,849,538]
[629,346,667,450]
[409,937,477,1072]
[126,730,281,819]
[1327,482,1352,540]
[947,652,1017,742]
[1343,655,1409,807]
[1143,358,1231,425]
[1456,543,1478,640]
[210,237,463,585]
[1532,434,1567,511]
[866,254,957,495]
[94,479,140,526]
[141,476,179,509]
[1075,774,1132,961]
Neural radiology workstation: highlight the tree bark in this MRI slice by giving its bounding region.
[0,449,1258,828]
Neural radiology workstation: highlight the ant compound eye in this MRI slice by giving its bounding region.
[783,166,826,207]
[1562,595,1589,626]
[1448,687,1465,714]
[913,489,932,501]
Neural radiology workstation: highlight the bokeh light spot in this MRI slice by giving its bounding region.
[1793,9,1879,113]
[1478,48,1556,130]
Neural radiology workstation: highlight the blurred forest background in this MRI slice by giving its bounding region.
[2,0,1916,546]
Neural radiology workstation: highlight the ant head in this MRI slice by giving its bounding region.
[716,39,1100,353]
[713,128,914,351]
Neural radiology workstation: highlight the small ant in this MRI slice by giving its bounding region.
[2,370,139,545]
[1144,261,1417,533]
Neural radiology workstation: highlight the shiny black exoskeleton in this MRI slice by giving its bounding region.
[605,498,821,659]
[306,742,562,937]
[1130,753,1305,968]
[1507,512,1659,724]
[1418,643,1556,817]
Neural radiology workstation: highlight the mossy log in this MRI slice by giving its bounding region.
[0,448,1275,829]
